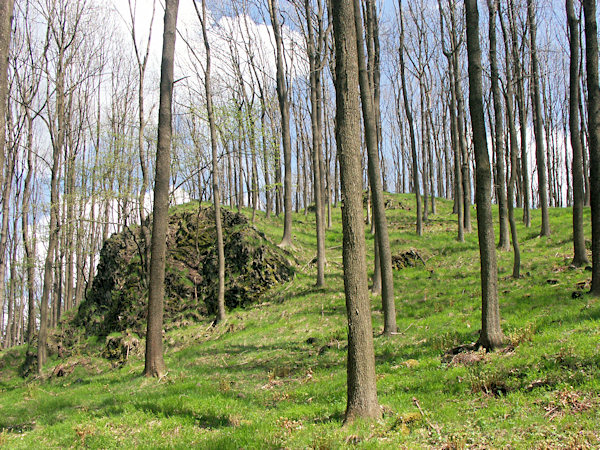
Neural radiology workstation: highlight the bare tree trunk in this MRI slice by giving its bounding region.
[0,0,14,195]
[144,0,179,378]
[0,129,15,347]
[304,0,326,287]
[499,9,522,279]
[449,0,472,233]
[488,0,510,250]
[399,1,422,236]
[465,0,504,350]
[527,0,550,237]
[583,0,600,295]
[567,0,589,267]
[268,0,293,247]
[332,0,381,422]
[39,25,71,371]
[420,87,429,223]
[508,0,531,226]
[23,112,36,343]
[356,0,395,332]
[128,0,156,282]
[195,0,225,322]
[439,0,464,242]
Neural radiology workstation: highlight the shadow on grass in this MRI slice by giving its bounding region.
[134,401,230,429]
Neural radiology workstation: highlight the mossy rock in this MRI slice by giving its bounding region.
[75,205,294,336]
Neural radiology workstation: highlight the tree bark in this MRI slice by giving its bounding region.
[267,0,293,247]
[332,0,381,422]
[353,0,396,334]
[583,0,600,295]
[438,0,464,242]
[449,0,472,233]
[499,9,522,279]
[144,0,179,378]
[0,0,14,195]
[128,0,156,283]
[508,0,531,226]
[567,0,589,267]
[398,1,422,236]
[526,0,550,237]
[23,111,36,343]
[304,0,326,287]
[196,0,225,322]
[488,0,510,250]
[465,0,504,350]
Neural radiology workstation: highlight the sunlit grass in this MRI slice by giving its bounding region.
[0,194,599,448]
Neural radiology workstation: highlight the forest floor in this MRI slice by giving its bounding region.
[1,194,599,448]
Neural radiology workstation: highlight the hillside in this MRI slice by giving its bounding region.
[0,194,599,448]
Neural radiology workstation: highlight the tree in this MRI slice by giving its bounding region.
[352,0,396,334]
[488,0,509,250]
[526,0,550,237]
[127,0,156,281]
[0,0,15,351]
[465,0,503,350]
[498,5,522,278]
[583,0,600,295]
[267,0,293,248]
[449,0,472,234]
[303,0,326,287]
[144,0,179,378]
[37,0,91,373]
[567,0,589,267]
[398,0,422,237]
[194,0,226,322]
[332,0,381,422]
[0,0,14,194]
[438,0,464,242]
[508,1,531,226]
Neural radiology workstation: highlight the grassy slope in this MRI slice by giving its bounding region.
[0,194,599,448]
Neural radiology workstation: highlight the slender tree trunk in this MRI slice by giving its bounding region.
[196,0,225,322]
[332,0,381,422]
[420,87,429,222]
[488,0,510,250]
[23,112,36,343]
[499,12,522,279]
[583,0,600,295]
[439,1,464,242]
[305,0,326,287]
[0,134,15,346]
[508,1,531,226]
[128,0,156,283]
[0,0,14,196]
[465,0,504,350]
[399,2,422,236]
[527,0,550,236]
[567,0,589,267]
[355,0,396,333]
[449,0,472,233]
[268,0,293,247]
[144,0,179,378]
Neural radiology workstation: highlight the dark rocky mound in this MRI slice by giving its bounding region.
[391,249,425,270]
[75,205,294,336]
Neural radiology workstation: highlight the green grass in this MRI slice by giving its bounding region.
[1,194,599,448]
